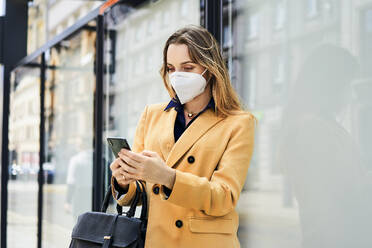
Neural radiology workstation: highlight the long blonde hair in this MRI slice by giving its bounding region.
[159,24,255,121]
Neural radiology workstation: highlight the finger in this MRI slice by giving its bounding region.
[116,171,131,182]
[122,170,140,181]
[118,156,139,173]
[110,160,120,170]
[117,158,135,169]
[113,167,127,177]
[118,152,142,168]
[120,149,146,163]
[141,150,157,157]
[118,166,137,180]
[118,162,137,175]
[112,170,119,179]
[112,166,121,175]
[112,170,123,181]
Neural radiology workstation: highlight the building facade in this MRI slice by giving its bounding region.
[1,0,372,247]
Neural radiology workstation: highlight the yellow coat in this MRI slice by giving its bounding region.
[111,102,256,248]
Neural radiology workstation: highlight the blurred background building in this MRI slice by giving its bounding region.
[1,0,371,248]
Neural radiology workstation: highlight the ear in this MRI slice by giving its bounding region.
[207,72,214,82]
[206,73,214,85]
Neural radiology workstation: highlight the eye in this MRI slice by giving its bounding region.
[184,67,193,70]
[166,67,175,72]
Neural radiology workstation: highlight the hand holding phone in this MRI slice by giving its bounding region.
[107,137,135,191]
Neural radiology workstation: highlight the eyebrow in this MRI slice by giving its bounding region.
[167,61,195,66]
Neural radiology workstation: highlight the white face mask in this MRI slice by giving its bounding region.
[169,68,208,104]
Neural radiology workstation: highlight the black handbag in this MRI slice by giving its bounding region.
[69,180,148,248]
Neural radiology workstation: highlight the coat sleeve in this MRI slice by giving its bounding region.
[161,114,256,217]
[111,105,148,206]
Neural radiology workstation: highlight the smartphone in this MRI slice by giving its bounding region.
[107,137,131,158]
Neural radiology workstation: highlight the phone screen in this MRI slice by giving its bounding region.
[107,137,131,158]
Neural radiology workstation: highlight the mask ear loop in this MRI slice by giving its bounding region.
[201,68,211,85]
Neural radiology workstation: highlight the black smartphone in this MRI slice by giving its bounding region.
[107,137,131,158]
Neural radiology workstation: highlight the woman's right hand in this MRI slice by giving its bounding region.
[110,157,136,190]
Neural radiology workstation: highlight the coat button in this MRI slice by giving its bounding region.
[153,186,159,194]
[187,156,195,164]
[175,220,183,228]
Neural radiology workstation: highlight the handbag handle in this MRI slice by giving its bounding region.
[126,180,148,222]
[100,180,148,222]
[137,180,148,221]
[125,181,142,217]
[101,185,123,214]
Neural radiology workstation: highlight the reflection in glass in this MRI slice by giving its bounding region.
[8,64,41,248]
[278,44,372,248]
[42,29,95,247]
[228,0,372,247]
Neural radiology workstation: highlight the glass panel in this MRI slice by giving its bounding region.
[227,0,372,247]
[27,0,102,54]
[42,27,96,247]
[8,62,41,248]
[102,0,200,213]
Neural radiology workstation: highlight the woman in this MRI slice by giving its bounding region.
[109,24,257,248]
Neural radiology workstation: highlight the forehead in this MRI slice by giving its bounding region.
[166,44,192,64]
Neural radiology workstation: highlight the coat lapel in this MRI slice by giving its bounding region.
[158,108,177,160]
[159,107,224,168]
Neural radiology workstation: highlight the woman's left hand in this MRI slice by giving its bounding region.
[118,149,176,189]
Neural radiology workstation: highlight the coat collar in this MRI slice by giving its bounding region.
[160,105,224,168]
[163,95,215,112]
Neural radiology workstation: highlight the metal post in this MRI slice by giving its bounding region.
[37,52,46,248]
[1,0,28,247]
[204,0,223,50]
[1,60,10,248]
[93,14,104,211]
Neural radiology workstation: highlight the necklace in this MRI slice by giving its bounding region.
[184,109,198,118]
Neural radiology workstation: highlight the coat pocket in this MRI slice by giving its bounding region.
[188,217,233,234]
